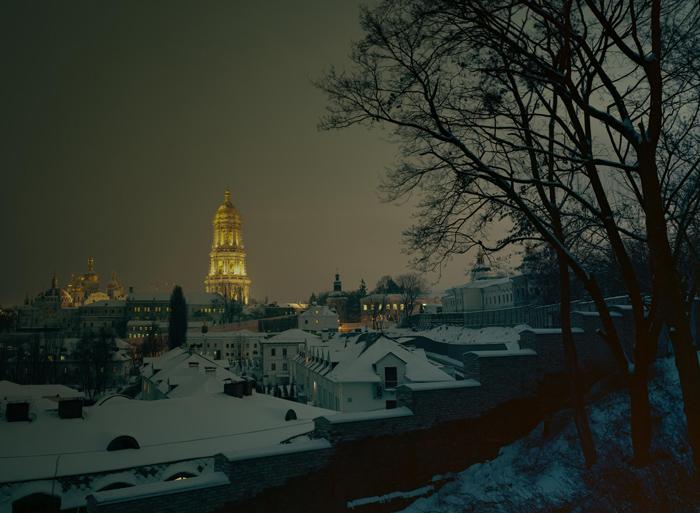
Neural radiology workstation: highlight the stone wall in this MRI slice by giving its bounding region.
[212,440,334,503]
[87,472,230,513]
[462,349,538,410]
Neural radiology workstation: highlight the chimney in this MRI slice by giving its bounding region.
[6,399,30,422]
[58,397,83,419]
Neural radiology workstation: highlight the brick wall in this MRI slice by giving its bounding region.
[87,473,230,513]
[212,440,334,503]
[462,350,537,410]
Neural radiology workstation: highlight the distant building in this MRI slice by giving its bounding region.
[261,329,317,386]
[126,291,171,338]
[17,274,80,333]
[140,348,242,400]
[442,249,530,313]
[298,305,339,333]
[360,294,441,327]
[326,271,348,322]
[186,292,226,324]
[291,334,454,412]
[79,300,127,336]
[187,328,265,370]
[204,188,251,304]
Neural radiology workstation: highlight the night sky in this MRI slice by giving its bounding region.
[1,0,474,307]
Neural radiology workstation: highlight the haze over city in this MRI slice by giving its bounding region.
[0,0,482,307]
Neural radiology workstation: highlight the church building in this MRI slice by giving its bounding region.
[204,188,251,304]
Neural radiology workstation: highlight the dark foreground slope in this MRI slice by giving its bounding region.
[400,356,700,513]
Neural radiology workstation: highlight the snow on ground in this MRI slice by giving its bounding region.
[387,325,530,350]
[397,355,700,513]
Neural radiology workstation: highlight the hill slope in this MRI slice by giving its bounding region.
[400,355,700,512]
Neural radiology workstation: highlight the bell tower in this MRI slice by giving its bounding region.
[204,188,251,304]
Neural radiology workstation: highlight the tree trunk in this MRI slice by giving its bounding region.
[641,155,700,468]
[558,245,598,467]
[630,328,652,466]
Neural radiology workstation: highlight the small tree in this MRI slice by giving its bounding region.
[230,336,247,369]
[374,275,400,294]
[42,331,66,384]
[367,294,389,331]
[395,273,429,328]
[71,329,117,398]
[168,285,187,350]
[142,323,165,357]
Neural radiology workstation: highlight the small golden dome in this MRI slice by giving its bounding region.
[215,188,239,217]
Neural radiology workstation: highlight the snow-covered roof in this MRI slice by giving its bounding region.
[324,337,454,384]
[0,381,84,410]
[386,325,529,350]
[299,306,337,317]
[128,292,171,302]
[263,329,321,344]
[185,292,223,306]
[141,348,237,396]
[188,329,264,340]
[0,391,336,483]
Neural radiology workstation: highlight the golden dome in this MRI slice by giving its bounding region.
[215,188,240,218]
[81,257,99,282]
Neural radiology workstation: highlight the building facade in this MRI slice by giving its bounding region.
[204,189,251,304]
[291,334,454,412]
[298,305,339,333]
[261,329,317,386]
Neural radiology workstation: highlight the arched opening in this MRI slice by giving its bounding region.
[285,409,297,421]
[164,472,197,481]
[12,493,60,513]
[107,435,140,451]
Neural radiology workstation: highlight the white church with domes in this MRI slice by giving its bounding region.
[442,248,531,313]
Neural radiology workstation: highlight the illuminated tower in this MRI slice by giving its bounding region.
[204,188,251,304]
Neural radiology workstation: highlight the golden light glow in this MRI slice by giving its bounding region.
[204,188,251,304]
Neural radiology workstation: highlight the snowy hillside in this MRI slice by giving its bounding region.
[399,355,700,513]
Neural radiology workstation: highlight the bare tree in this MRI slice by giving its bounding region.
[72,328,118,398]
[317,0,700,466]
[215,284,244,324]
[395,273,430,327]
[366,294,389,331]
[230,336,247,370]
